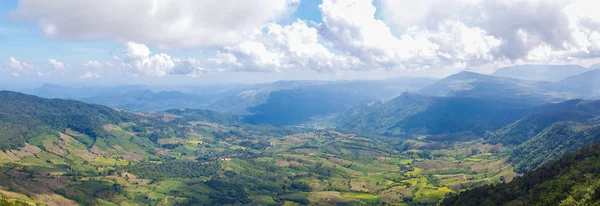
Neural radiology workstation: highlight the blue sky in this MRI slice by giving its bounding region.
[1,0,600,86]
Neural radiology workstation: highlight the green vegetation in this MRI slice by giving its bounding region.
[442,142,600,205]
[331,92,533,137]
[3,89,600,205]
[0,91,519,205]
[0,91,136,150]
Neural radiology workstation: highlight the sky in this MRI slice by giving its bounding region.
[2,0,600,86]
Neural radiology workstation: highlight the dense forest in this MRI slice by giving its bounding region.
[0,91,135,150]
[442,142,600,205]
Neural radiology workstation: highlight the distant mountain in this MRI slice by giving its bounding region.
[553,69,600,98]
[210,77,437,117]
[33,83,148,99]
[442,142,600,205]
[330,93,536,139]
[81,89,212,111]
[206,81,311,115]
[30,84,257,112]
[243,87,366,125]
[419,71,555,105]
[492,64,589,82]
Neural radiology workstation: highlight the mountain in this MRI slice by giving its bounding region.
[30,84,260,112]
[553,69,600,98]
[0,91,136,150]
[0,91,520,205]
[492,64,589,82]
[441,142,600,206]
[32,83,148,99]
[488,99,600,145]
[209,78,436,115]
[81,89,211,111]
[485,99,600,172]
[243,87,366,125]
[330,93,536,139]
[419,71,555,105]
[509,121,600,173]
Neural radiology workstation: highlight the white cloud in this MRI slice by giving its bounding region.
[124,42,175,76]
[218,19,354,72]
[78,71,100,79]
[22,62,33,69]
[12,0,299,47]
[319,0,499,71]
[380,0,600,64]
[4,57,33,76]
[48,58,65,70]
[9,57,23,70]
[122,42,210,77]
[9,0,600,78]
[7,57,33,70]
[82,60,114,69]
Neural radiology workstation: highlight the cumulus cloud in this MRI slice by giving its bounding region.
[12,0,299,47]
[82,60,114,69]
[123,42,175,76]
[9,57,23,70]
[78,71,100,79]
[48,59,65,70]
[123,42,209,77]
[319,0,501,71]
[7,57,33,70]
[9,0,600,78]
[380,0,600,64]
[217,19,353,72]
[3,57,33,76]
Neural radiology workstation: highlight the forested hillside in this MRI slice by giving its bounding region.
[486,100,600,172]
[331,92,536,139]
[442,142,600,206]
[0,91,135,150]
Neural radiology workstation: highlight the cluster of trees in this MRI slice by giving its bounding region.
[0,196,29,206]
[125,160,221,180]
[442,142,600,205]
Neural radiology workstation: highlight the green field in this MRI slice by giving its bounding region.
[0,112,516,205]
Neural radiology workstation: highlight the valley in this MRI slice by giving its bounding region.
[2,65,600,205]
[0,93,516,205]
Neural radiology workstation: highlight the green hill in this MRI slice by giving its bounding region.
[331,93,536,139]
[419,71,555,105]
[486,100,600,172]
[441,142,600,206]
[0,91,136,150]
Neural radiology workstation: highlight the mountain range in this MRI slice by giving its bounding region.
[2,63,600,205]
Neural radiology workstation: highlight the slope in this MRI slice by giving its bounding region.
[441,142,600,206]
[0,91,136,150]
[492,64,589,82]
[553,69,600,98]
[419,71,555,105]
[484,99,600,172]
[331,93,535,139]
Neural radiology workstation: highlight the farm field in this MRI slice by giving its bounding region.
[0,116,515,205]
